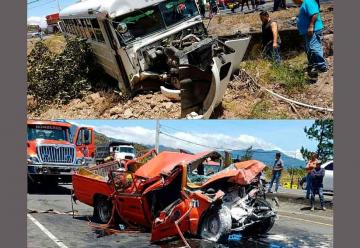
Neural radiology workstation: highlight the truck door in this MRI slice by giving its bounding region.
[74,127,95,158]
[149,167,191,242]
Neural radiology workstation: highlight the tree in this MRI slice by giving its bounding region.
[240,146,253,161]
[301,120,333,163]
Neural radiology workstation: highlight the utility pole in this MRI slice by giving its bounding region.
[155,120,160,153]
[57,0,61,12]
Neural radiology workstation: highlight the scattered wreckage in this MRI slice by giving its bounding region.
[59,0,251,118]
[72,150,277,244]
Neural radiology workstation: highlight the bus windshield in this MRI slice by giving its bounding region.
[114,6,165,43]
[114,0,199,43]
[27,125,69,141]
[159,0,199,27]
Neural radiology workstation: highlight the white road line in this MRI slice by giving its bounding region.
[278,210,333,220]
[27,214,69,248]
[278,214,334,227]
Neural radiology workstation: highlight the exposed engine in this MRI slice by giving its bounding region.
[131,23,236,117]
[199,175,277,241]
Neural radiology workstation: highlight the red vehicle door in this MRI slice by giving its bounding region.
[114,193,149,227]
[149,166,192,242]
[73,127,95,158]
[151,198,191,242]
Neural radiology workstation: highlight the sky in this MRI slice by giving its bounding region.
[68,120,317,159]
[27,0,78,27]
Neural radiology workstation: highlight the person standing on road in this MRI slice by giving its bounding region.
[293,0,327,79]
[305,153,318,199]
[241,0,252,11]
[260,11,282,64]
[268,152,284,193]
[274,0,287,11]
[198,0,206,17]
[209,0,219,18]
[310,160,326,211]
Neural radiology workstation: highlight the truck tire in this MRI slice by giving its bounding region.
[241,199,275,235]
[199,206,232,242]
[94,196,112,224]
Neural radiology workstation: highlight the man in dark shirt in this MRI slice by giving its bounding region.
[310,161,326,211]
[268,152,284,193]
[260,11,282,64]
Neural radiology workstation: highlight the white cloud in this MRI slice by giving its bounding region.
[64,121,303,160]
[27,16,47,28]
[86,125,284,154]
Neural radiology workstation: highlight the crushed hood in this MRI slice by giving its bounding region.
[135,150,219,179]
[202,160,266,187]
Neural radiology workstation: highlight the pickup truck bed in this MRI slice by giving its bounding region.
[72,161,120,206]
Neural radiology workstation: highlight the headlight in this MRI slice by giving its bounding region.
[76,158,86,165]
[27,155,40,164]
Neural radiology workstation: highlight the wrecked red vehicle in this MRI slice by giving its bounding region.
[72,150,276,243]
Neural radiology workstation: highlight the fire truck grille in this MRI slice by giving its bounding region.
[38,145,75,164]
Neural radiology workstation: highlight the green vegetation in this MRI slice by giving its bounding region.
[241,52,309,93]
[301,120,334,162]
[240,146,253,161]
[27,37,113,106]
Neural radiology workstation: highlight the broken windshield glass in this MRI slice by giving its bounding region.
[159,0,199,26]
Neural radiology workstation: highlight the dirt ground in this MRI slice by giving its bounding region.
[27,3,334,120]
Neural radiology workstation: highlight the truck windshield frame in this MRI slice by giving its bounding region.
[119,147,135,154]
[113,0,199,44]
[27,125,70,142]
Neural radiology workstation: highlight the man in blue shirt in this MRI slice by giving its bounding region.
[293,0,327,79]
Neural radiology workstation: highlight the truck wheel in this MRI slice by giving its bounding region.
[94,197,112,224]
[199,206,232,242]
[242,199,275,235]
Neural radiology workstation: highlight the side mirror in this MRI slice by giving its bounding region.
[116,23,127,34]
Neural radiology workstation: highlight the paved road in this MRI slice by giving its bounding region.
[27,184,333,248]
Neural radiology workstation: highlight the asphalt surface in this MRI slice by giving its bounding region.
[27,184,333,248]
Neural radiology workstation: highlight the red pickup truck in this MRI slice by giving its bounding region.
[72,150,276,244]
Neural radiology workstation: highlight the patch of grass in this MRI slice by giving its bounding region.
[43,35,66,54]
[250,95,288,119]
[241,52,309,92]
[271,62,308,92]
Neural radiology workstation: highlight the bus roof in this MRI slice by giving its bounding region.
[27,119,72,128]
[60,0,165,19]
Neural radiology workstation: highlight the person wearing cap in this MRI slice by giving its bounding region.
[292,0,327,79]
[268,152,284,193]
[305,153,317,199]
[260,11,282,64]
[310,160,326,211]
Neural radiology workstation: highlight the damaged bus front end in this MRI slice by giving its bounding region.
[60,0,250,118]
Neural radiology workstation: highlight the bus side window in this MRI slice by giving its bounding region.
[72,19,80,37]
[86,18,97,41]
[81,19,90,39]
[91,19,105,43]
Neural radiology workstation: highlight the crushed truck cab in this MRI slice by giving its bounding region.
[72,150,276,244]
[59,0,250,118]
